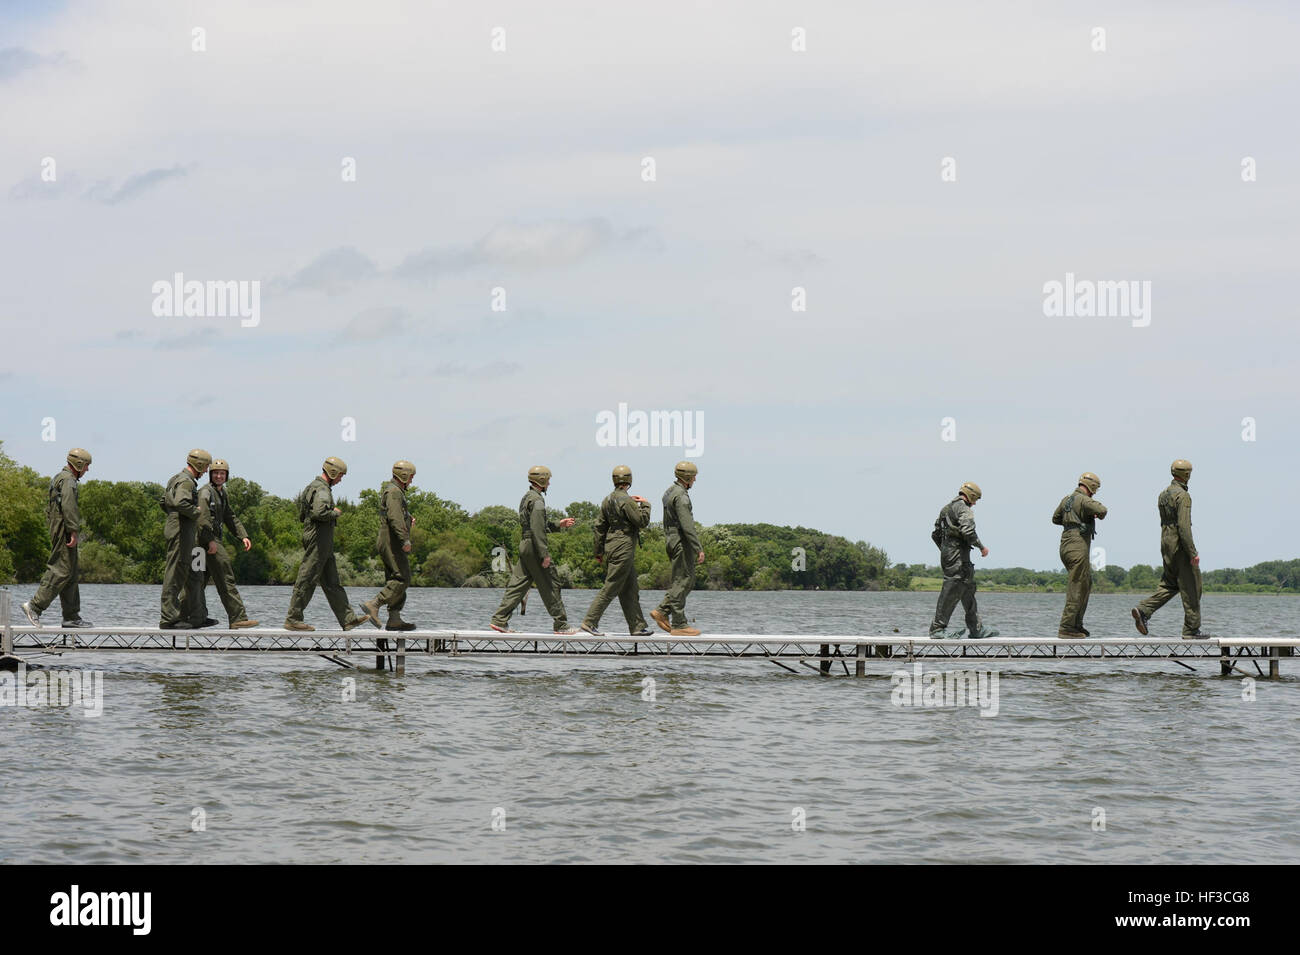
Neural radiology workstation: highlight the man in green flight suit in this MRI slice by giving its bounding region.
[22,447,94,628]
[284,457,374,632]
[929,481,999,639]
[650,460,704,637]
[194,459,260,629]
[1053,471,1107,638]
[160,449,212,630]
[489,465,577,634]
[361,460,418,632]
[1132,459,1212,639]
[581,465,654,636]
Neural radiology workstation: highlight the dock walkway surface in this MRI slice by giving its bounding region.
[4,618,1296,678]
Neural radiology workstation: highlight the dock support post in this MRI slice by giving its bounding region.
[1220,647,1231,677]
[1269,648,1279,681]
[395,639,405,676]
[819,643,831,676]
[1,588,12,657]
[376,636,387,671]
[855,643,866,678]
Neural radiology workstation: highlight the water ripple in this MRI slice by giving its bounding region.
[2,586,1298,863]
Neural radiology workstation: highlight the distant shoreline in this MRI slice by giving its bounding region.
[5,580,1296,597]
[907,583,1297,596]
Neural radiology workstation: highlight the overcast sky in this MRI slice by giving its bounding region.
[2,1,1297,571]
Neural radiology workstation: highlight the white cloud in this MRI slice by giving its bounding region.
[1,0,1296,568]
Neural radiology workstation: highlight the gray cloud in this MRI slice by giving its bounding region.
[458,414,525,439]
[0,47,73,82]
[6,3,1296,571]
[156,327,220,350]
[433,360,521,378]
[472,219,616,267]
[395,218,651,282]
[392,246,473,282]
[270,220,648,293]
[8,170,84,201]
[337,306,407,343]
[87,165,189,205]
[745,240,827,271]
[774,249,828,270]
[9,165,188,204]
[272,246,380,295]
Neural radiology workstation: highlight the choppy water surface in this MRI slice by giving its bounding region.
[3,585,1298,863]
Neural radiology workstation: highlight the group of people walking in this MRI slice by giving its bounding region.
[928,460,1210,640]
[20,449,417,633]
[18,449,707,638]
[486,460,704,637]
[19,448,1208,640]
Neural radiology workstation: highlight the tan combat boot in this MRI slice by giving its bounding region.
[386,613,416,632]
[360,599,381,628]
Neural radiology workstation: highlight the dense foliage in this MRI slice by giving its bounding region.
[901,562,1300,593]
[3,444,1296,593]
[0,443,902,590]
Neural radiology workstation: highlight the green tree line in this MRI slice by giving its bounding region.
[0,443,901,591]
[4,444,1298,593]
[901,562,1300,594]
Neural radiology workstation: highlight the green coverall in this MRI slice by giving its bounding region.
[582,487,651,632]
[194,482,252,626]
[656,481,701,629]
[286,477,364,628]
[491,487,570,630]
[1136,480,1202,635]
[1052,489,1108,634]
[29,468,83,621]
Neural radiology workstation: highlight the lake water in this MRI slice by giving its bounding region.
[3,584,1297,864]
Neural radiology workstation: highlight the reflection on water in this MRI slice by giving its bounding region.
[2,585,1298,863]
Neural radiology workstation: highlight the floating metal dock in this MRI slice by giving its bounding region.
[4,581,1293,678]
[4,622,1295,678]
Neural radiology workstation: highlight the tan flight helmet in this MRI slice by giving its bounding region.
[959,481,982,504]
[1078,472,1101,494]
[187,448,212,473]
[322,456,348,481]
[393,460,417,484]
[1171,459,1193,481]
[674,460,698,484]
[528,465,552,490]
[612,465,632,487]
[210,458,230,482]
[67,448,92,472]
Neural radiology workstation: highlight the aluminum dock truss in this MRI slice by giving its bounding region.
[3,621,1296,678]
